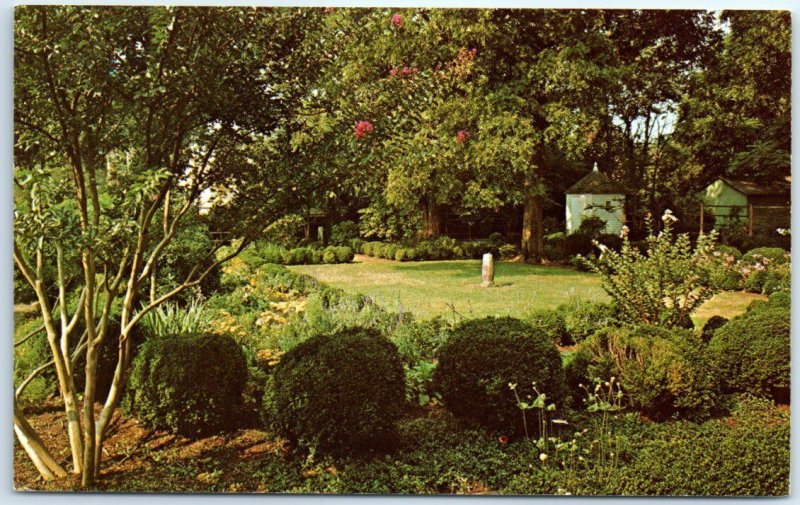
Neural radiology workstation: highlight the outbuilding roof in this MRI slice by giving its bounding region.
[719,177,791,197]
[565,163,626,195]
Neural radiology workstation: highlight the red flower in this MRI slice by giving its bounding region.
[499,435,509,445]
[391,14,403,29]
[389,66,399,76]
[354,120,374,139]
[456,130,470,144]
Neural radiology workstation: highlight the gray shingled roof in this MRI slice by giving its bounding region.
[565,167,625,195]
[720,177,790,197]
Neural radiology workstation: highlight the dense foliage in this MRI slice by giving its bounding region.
[708,299,790,403]
[126,333,248,437]
[434,317,566,433]
[263,327,406,455]
[575,325,717,420]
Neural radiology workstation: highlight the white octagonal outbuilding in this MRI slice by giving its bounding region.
[565,163,626,235]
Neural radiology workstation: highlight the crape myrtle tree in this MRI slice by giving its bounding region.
[312,9,538,242]
[14,6,324,486]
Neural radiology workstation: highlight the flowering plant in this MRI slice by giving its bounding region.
[354,120,374,139]
[580,210,719,328]
[391,14,403,28]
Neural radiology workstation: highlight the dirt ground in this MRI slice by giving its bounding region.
[14,400,283,492]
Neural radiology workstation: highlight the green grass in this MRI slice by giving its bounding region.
[290,257,608,319]
[290,256,765,323]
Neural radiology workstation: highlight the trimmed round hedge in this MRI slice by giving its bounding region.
[125,332,248,437]
[263,327,406,455]
[709,306,790,403]
[433,317,566,433]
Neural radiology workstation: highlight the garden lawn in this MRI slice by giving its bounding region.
[290,256,765,323]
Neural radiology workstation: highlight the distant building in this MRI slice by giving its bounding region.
[565,163,626,235]
[702,177,790,234]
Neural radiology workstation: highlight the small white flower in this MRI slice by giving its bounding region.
[539,453,548,462]
[620,225,630,239]
[661,209,678,223]
[552,419,569,425]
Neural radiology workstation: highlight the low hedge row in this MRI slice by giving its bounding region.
[241,241,355,267]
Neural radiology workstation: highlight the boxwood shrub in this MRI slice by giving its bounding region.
[262,327,406,455]
[125,332,248,437]
[708,306,790,403]
[581,325,718,419]
[434,317,566,433]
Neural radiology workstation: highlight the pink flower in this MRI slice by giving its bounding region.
[354,120,374,139]
[325,7,334,13]
[499,435,509,445]
[391,14,403,28]
[389,66,399,76]
[456,130,470,144]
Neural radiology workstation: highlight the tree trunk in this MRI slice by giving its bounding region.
[421,198,442,239]
[521,192,544,264]
[14,400,67,481]
[81,343,99,487]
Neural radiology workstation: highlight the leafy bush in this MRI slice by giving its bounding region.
[386,244,399,260]
[581,211,718,328]
[262,214,305,247]
[434,317,566,433]
[330,220,359,245]
[253,241,288,264]
[391,318,451,365]
[577,216,606,239]
[524,308,568,346]
[322,248,337,264]
[126,332,248,437]
[741,247,789,265]
[708,306,790,403]
[263,327,406,455]
[334,246,354,263]
[395,248,408,261]
[487,232,505,246]
[561,299,618,343]
[14,318,54,401]
[405,360,439,406]
[349,237,365,254]
[700,315,728,344]
[581,325,718,419]
[499,244,518,260]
